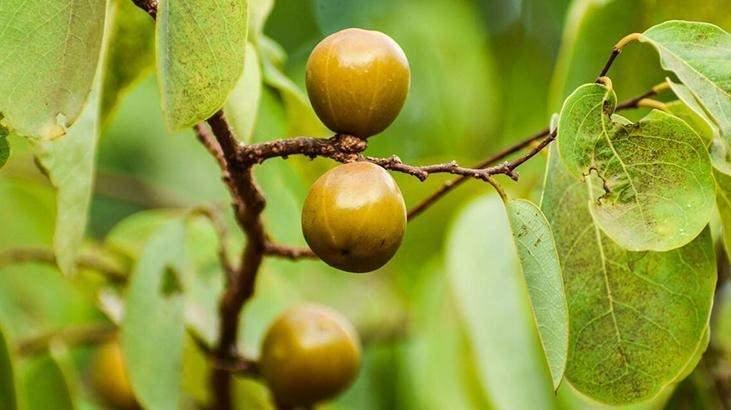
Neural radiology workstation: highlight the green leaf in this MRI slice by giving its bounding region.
[21,355,74,410]
[258,37,326,136]
[156,0,249,130]
[447,195,557,409]
[224,43,262,143]
[34,79,102,275]
[667,79,719,142]
[541,148,716,405]
[558,81,715,252]
[101,0,155,123]
[665,101,716,144]
[122,220,187,410]
[640,21,731,142]
[711,139,731,257]
[506,199,568,390]
[0,0,106,138]
[0,326,17,410]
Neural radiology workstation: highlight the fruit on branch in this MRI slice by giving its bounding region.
[302,161,407,273]
[306,28,411,138]
[89,341,138,409]
[260,304,362,407]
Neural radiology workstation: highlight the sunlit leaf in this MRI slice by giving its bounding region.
[248,0,274,43]
[225,43,262,143]
[541,147,716,405]
[558,82,715,252]
[122,219,186,410]
[102,0,155,123]
[0,326,17,410]
[640,21,731,142]
[156,0,248,130]
[447,195,556,409]
[506,199,568,390]
[0,0,106,138]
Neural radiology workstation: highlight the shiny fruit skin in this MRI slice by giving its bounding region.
[260,304,362,407]
[90,342,138,409]
[302,161,406,273]
[306,28,410,138]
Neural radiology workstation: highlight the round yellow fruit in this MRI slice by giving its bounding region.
[306,28,411,138]
[302,161,407,273]
[260,304,362,407]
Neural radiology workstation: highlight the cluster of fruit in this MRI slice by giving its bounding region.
[302,28,412,274]
[91,28,412,409]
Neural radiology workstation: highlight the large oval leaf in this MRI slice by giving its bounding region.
[640,21,731,142]
[558,82,715,252]
[447,195,556,409]
[156,0,249,130]
[122,219,187,410]
[506,199,568,390]
[541,147,716,405]
[0,0,106,138]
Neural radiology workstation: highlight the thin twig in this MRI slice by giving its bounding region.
[597,32,642,79]
[16,324,117,356]
[264,242,317,259]
[0,247,128,283]
[191,205,236,276]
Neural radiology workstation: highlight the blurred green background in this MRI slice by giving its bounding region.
[1,0,731,408]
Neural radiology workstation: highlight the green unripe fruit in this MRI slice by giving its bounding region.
[306,28,411,138]
[302,161,406,273]
[260,304,361,407]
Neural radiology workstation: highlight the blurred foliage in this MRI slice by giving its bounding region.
[1,0,730,408]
